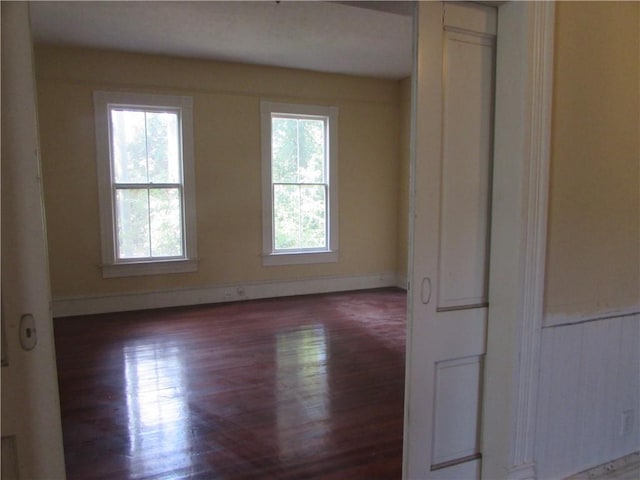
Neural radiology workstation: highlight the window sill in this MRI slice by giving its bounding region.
[262,251,338,266]
[101,259,199,278]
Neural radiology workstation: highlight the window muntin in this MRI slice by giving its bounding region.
[261,102,338,266]
[94,92,197,277]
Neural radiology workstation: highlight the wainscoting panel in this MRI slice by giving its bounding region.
[536,313,640,479]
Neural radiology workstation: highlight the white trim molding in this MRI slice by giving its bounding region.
[93,91,198,278]
[260,101,339,266]
[51,272,398,317]
[483,2,555,480]
[507,2,555,479]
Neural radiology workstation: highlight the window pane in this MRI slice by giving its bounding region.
[116,189,150,259]
[300,185,326,248]
[146,112,181,184]
[149,188,183,257]
[274,184,326,250]
[272,117,298,183]
[111,110,148,183]
[274,184,299,250]
[299,119,325,183]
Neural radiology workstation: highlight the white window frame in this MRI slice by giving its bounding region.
[261,101,339,266]
[94,91,198,278]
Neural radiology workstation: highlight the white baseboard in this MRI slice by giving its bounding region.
[566,452,640,480]
[52,272,399,317]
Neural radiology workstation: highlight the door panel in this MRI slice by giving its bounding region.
[429,459,481,480]
[404,3,496,478]
[432,356,483,465]
[443,2,497,33]
[439,30,495,310]
[429,309,486,359]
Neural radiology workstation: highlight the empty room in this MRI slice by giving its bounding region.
[29,2,413,478]
[3,2,638,479]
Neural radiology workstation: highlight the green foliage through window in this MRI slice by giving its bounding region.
[110,108,184,260]
[271,115,327,251]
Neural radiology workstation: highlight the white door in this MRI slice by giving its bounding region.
[404,2,497,479]
[1,3,66,478]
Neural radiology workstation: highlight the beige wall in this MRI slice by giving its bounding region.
[545,1,640,317]
[35,46,403,299]
[396,76,411,284]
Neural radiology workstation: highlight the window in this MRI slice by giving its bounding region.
[94,92,197,277]
[261,102,338,266]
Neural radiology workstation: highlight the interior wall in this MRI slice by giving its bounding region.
[544,0,639,321]
[396,76,411,287]
[35,46,403,308]
[536,2,640,478]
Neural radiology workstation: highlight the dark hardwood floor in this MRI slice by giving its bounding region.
[54,288,407,480]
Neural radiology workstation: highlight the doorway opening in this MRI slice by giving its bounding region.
[31,2,415,478]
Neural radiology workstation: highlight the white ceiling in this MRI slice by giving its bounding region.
[30,1,414,79]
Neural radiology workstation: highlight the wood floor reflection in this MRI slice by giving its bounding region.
[54,288,406,479]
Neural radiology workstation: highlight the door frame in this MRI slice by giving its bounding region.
[1,2,67,477]
[8,1,554,478]
[404,2,555,479]
[483,2,554,479]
